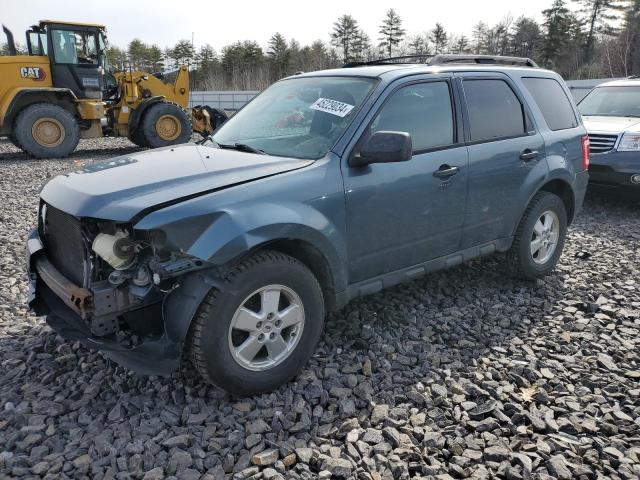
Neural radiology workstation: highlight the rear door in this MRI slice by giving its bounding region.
[456,72,547,248]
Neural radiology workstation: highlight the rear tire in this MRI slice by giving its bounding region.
[507,191,568,279]
[189,250,325,396]
[140,102,192,149]
[14,103,80,159]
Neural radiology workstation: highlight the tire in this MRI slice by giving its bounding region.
[9,133,22,150]
[139,102,192,149]
[128,128,148,148]
[189,250,325,395]
[507,191,568,279]
[14,103,80,159]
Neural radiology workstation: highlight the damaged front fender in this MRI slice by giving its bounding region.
[134,200,348,293]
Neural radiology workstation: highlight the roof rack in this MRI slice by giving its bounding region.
[344,54,539,69]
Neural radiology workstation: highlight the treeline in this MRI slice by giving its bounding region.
[2,0,639,88]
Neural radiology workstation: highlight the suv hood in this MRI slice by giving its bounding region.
[40,144,313,221]
[582,115,640,133]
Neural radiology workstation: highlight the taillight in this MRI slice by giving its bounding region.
[581,135,590,170]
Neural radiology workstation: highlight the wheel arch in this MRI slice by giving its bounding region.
[537,178,576,224]
[514,176,576,238]
[242,238,338,312]
[1,88,77,134]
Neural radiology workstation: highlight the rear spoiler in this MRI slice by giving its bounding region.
[2,24,17,55]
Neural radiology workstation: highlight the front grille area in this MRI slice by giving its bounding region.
[40,204,88,286]
[588,133,618,154]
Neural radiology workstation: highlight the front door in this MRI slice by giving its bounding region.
[343,77,469,283]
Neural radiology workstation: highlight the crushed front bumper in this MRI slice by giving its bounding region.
[26,228,182,376]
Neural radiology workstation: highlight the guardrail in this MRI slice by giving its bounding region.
[189,91,259,111]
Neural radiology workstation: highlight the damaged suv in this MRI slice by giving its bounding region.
[27,55,589,395]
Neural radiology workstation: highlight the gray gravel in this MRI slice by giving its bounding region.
[1,137,639,480]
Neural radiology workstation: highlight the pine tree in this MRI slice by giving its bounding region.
[450,35,470,53]
[127,39,148,70]
[330,15,357,62]
[472,22,488,54]
[378,9,406,57]
[267,32,290,80]
[430,23,448,54]
[331,15,360,62]
[352,29,372,61]
[147,45,164,72]
[510,17,542,59]
[542,0,572,65]
[573,0,628,61]
[407,34,431,55]
[622,0,640,74]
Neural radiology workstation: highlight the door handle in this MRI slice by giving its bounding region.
[433,165,460,179]
[520,149,539,161]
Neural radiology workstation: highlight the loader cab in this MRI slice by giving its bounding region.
[28,21,106,100]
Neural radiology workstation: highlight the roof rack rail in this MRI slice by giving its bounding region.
[344,54,539,69]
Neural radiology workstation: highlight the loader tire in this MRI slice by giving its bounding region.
[14,103,80,159]
[128,128,148,148]
[9,133,22,150]
[140,102,192,149]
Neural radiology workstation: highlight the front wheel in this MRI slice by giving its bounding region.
[507,191,568,279]
[140,102,192,148]
[189,251,325,395]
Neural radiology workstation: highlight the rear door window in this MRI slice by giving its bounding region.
[522,77,578,131]
[462,79,526,142]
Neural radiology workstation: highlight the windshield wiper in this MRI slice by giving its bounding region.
[217,142,268,155]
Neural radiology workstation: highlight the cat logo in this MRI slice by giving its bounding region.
[20,66,47,81]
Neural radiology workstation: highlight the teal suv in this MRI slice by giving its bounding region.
[27,55,589,394]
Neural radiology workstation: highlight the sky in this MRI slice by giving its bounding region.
[1,0,562,51]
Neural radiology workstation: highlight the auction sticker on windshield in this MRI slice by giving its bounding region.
[310,98,355,117]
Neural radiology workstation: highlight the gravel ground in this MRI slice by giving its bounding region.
[0,137,639,480]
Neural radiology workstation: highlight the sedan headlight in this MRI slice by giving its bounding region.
[617,132,640,152]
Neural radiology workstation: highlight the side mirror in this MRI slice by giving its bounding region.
[350,131,412,167]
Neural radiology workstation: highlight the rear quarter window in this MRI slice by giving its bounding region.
[522,77,578,131]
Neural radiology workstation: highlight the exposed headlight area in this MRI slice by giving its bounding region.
[617,132,640,152]
[92,229,139,270]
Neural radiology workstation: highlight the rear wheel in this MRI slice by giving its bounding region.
[507,191,568,279]
[189,250,325,395]
[14,103,80,158]
[140,102,192,148]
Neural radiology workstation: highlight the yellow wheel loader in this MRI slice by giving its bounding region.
[0,20,227,158]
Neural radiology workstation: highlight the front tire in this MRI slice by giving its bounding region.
[507,191,568,279]
[14,103,80,158]
[140,102,192,149]
[189,251,325,395]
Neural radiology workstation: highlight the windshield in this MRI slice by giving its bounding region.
[212,76,377,159]
[579,86,640,117]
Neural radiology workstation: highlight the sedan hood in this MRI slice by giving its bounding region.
[40,144,313,221]
[582,116,640,133]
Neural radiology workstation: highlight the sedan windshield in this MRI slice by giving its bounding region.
[579,86,640,117]
[212,76,377,159]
